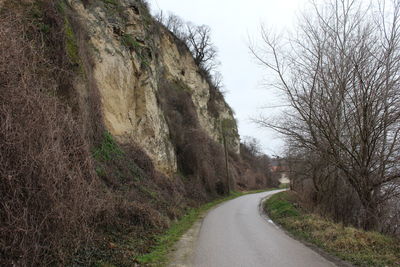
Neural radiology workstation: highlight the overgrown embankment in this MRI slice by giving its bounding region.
[0,0,276,266]
[264,192,400,267]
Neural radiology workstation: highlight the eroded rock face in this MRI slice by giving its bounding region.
[159,33,240,153]
[68,0,239,174]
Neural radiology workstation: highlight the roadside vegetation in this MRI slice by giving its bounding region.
[265,191,400,267]
[137,189,275,266]
[0,0,278,266]
[253,0,400,237]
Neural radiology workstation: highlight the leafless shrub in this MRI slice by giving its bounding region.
[155,11,186,40]
[0,4,101,265]
[156,12,221,83]
[252,0,400,231]
[157,77,231,195]
[240,138,276,188]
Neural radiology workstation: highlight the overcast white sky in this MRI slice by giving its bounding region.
[147,0,309,156]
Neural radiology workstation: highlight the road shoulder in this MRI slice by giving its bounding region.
[167,189,278,266]
[260,192,359,267]
[166,213,204,267]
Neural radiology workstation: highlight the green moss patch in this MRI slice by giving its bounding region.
[63,17,81,67]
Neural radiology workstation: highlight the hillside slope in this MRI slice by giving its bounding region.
[0,0,275,266]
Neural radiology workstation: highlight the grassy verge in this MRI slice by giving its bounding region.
[278,183,290,189]
[136,189,275,266]
[264,191,400,267]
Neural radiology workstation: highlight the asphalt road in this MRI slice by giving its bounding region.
[193,190,336,267]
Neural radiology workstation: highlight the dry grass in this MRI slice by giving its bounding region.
[0,2,179,266]
[0,2,102,265]
[265,192,400,267]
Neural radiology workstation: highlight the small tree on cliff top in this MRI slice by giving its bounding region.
[156,11,219,75]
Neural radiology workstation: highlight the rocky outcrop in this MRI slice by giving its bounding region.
[68,0,239,174]
[0,2,273,265]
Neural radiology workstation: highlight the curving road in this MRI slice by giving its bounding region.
[193,190,336,267]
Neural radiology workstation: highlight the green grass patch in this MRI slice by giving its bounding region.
[265,192,400,267]
[29,3,51,34]
[102,0,118,6]
[93,131,123,161]
[120,34,150,68]
[121,34,140,50]
[279,183,290,189]
[136,189,277,266]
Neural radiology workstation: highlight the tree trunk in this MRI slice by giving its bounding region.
[362,196,379,231]
[222,133,230,195]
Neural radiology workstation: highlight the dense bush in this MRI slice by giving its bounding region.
[0,3,101,265]
[0,1,183,265]
[239,139,278,189]
[157,77,229,196]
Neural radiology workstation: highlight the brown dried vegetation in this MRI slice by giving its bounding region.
[157,77,275,195]
[252,0,400,235]
[0,1,100,265]
[0,1,183,265]
[0,1,274,266]
[157,77,228,196]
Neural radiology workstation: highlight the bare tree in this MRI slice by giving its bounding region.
[211,71,225,91]
[240,137,276,188]
[185,24,218,73]
[251,0,400,231]
[155,11,186,40]
[242,136,262,157]
[156,12,219,74]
